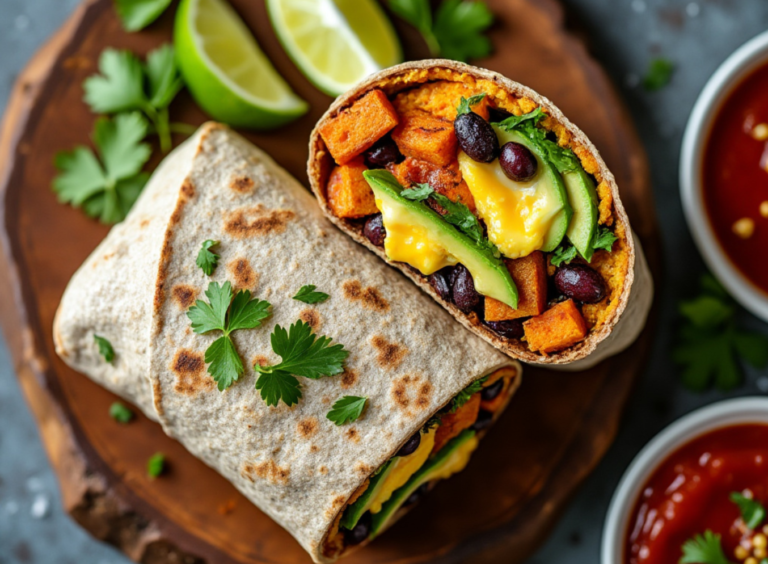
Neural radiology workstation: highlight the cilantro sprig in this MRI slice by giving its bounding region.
[147,452,166,478]
[644,58,675,91]
[187,281,272,391]
[448,375,488,413]
[94,334,116,363]
[550,226,617,267]
[456,93,486,116]
[388,0,493,62]
[255,321,349,407]
[730,492,766,529]
[196,240,219,276]
[327,396,367,426]
[109,402,133,423]
[673,274,768,391]
[680,530,731,564]
[114,0,173,32]
[293,285,330,304]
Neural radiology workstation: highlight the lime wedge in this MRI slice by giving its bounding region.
[175,0,308,129]
[267,0,402,96]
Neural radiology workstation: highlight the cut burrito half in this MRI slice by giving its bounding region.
[308,60,653,368]
[53,123,522,562]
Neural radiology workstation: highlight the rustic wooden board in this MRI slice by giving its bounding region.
[0,0,660,563]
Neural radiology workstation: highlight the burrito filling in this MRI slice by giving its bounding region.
[322,366,517,558]
[317,76,630,355]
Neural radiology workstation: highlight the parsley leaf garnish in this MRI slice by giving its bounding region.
[592,226,618,252]
[147,452,166,478]
[644,58,675,91]
[456,93,486,116]
[54,113,151,224]
[680,530,732,564]
[401,183,435,202]
[293,285,330,304]
[187,281,271,391]
[730,492,766,529]
[550,244,579,267]
[196,240,219,276]
[388,0,493,62]
[327,396,368,426]
[109,402,133,423]
[255,321,349,407]
[94,334,116,362]
[550,226,617,267]
[449,376,488,413]
[673,274,768,391]
[114,0,173,32]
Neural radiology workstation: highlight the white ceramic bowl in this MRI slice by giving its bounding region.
[680,30,768,322]
[601,397,768,564]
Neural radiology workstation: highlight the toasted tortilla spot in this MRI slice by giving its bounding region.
[391,375,413,410]
[152,379,164,417]
[391,374,431,414]
[299,308,321,331]
[171,285,198,310]
[324,495,348,521]
[322,396,332,405]
[139,219,150,229]
[345,427,361,443]
[340,368,359,389]
[355,462,373,476]
[253,355,270,367]
[310,445,320,453]
[230,175,255,194]
[297,417,319,439]
[342,280,390,312]
[242,459,290,485]
[171,349,213,395]
[223,205,295,238]
[370,335,407,370]
[180,179,195,200]
[319,466,329,474]
[417,381,433,409]
[227,257,258,291]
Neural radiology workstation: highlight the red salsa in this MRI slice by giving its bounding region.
[624,424,768,564]
[703,61,768,294]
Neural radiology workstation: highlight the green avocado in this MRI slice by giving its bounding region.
[364,170,518,309]
[339,458,397,531]
[370,430,476,538]
[493,127,573,252]
[563,168,599,261]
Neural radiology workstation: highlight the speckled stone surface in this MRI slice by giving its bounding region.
[0,1,767,563]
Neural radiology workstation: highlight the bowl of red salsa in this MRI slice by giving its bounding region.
[602,397,768,564]
[681,30,768,322]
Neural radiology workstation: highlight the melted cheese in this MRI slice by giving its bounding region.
[429,434,478,481]
[458,151,563,259]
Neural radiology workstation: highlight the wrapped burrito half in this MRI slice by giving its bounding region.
[53,123,522,562]
[308,60,653,368]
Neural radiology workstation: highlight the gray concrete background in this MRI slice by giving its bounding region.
[0,0,767,562]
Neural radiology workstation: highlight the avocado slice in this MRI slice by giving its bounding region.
[563,168,599,261]
[364,170,518,309]
[340,458,397,530]
[370,430,477,538]
[493,127,572,252]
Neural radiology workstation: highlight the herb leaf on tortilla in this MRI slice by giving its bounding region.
[114,0,173,32]
[109,402,134,423]
[187,281,272,391]
[293,285,330,304]
[147,452,166,478]
[327,396,368,426]
[94,334,116,363]
[448,375,487,413]
[680,530,731,564]
[730,492,766,529]
[196,240,219,276]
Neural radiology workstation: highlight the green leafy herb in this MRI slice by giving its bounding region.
[388,0,493,62]
[109,401,133,423]
[196,240,219,276]
[495,107,544,130]
[114,0,174,32]
[293,285,330,304]
[255,321,349,407]
[680,530,732,564]
[326,396,368,426]
[549,226,617,266]
[187,281,271,391]
[449,375,488,413]
[54,113,151,224]
[456,93,486,116]
[730,492,766,529]
[673,274,768,391]
[84,45,185,152]
[94,334,116,362]
[550,244,579,268]
[644,58,675,91]
[147,452,166,478]
[401,183,435,202]
[592,226,618,253]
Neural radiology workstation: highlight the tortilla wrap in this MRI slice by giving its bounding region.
[53,123,521,562]
[307,60,653,366]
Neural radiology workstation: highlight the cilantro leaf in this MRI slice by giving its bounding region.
[109,402,134,423]
[401,183,435,201]
[255,370,303,407]
[550,244,578,267]
[94,334,115,363]
[449,376,488,413]
[389,0,436,52]
[430,192,499,256]
[147,452,166,478]
[644,58,675,91]
[592,226,618,253]
[494,107,545,129]
[115,0,173,32]
[456,93,486,116]
[730,492,766,529]
[293,285,330,304]
[327,396,368,426]
[196,240,219,276]
[188,281,231,333]
[680,530,732,564]
[227,290,272,332]
[84,49,147,114]
[258,321,349,380]
[205,335,243,391]
[497,108,579,173]
[679,295,734,328]
[145,43,184,109]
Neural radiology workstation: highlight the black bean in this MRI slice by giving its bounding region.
[451,264,480,313]
[344,512,371,545]
[363,214,386,247]
[480,379,504,401]
[429,267,454,301]
[363,137,402,169]
[472,410,494,432]
[454,112,500,163]
[483,319,524,339]
[554,264,606,303]
[499,142,538,182]
[397,432,421,457]
[403,483,431,508]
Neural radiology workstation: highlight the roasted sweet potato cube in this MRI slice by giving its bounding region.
[391,110,457,167]
[485,252,547,321]
[387,158,476,212]
[523,299,588,354]
[326,158,378,218]
[433,393,480,454]
[319,89,399,165]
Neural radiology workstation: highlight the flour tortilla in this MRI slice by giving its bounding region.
[53,123,521,563]
[307,60,653,366]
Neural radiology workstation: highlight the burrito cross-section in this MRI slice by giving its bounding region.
[53,123,522,563]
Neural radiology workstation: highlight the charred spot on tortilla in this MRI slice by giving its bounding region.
[391,375,432,415]
[297,417,319,439]
[325,495,347,520]
[345,427,361,443]
[227,257,258,291]
[242,459,290,485]
[299,308,321,331]
[230,175,255,194]
[253,355,270,368]
[417,381,433,409]
[342,280,390,312]
[223,205,296,238]
[171,284,198,310]
[319,466,329,474]
[355,462,374,476]
[370,335,407,370]
[171,349,213,395]
[152,379,164,417]
[139,218,150,229]
[310,445,320,453]
[340,368,359,389]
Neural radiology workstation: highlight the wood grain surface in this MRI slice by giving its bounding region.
[0,0,660,563]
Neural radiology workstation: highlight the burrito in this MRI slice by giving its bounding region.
[308,60,653,367]
[53,123,522,562]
